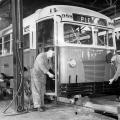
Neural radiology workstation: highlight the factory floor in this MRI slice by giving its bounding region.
[0,96,116,120]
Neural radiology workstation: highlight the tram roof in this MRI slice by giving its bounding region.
[0,5,114,36]
[35,5,112,22]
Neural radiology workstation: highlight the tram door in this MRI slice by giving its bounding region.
[36,19,55,93]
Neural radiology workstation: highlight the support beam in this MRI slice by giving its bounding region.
[99,5,116,13]
[11,0,24,112]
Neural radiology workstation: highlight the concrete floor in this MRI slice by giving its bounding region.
[0,99,116,120]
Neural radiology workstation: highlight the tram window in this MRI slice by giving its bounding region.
[108,31,113,47]
[4,34,10,54]
[64,24,92,45]
[115,31,120,41]
[115,31,120,50]
[116,40,120,50]
[97,29,107,46]
[23,34,29,49]
[11,33,13,53]
[37,19,54,47]
[0,38,2,55]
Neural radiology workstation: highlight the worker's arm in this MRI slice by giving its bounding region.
[38,58,54,78]
[111,55,116,62]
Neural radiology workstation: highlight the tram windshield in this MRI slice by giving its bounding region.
[64,24,92,44]
[64,23,114,46]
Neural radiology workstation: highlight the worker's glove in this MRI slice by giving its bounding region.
[47,72,54,78]
[0,79,4,82]
[110,61,114,65]
[109,78,114,84]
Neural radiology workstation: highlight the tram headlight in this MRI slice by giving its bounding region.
[68,59,76,68]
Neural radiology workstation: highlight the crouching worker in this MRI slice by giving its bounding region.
[109,50,120,101]
[24,67,33,109]
[31,49,55,112]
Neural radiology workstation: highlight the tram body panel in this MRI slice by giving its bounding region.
[0,49,36,76]
[59,46,85,84]
[83,48,106,83]
[0,55,13,75]
[59,46,114,84]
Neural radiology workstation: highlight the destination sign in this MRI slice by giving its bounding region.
[73,13,93,23]
[73,13,107,26]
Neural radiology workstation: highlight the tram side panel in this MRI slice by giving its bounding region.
[0,55,13,76]
[0,50,36,76]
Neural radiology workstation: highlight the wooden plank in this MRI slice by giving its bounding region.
[58,95,120,119]
[83,96,120,119]
[84,101,118,114]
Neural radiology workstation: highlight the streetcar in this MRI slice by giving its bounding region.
[0,5,119,101]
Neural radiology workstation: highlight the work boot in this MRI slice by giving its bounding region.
[38,107,45,112]
[41,106,47,111]
[31,107,38,111]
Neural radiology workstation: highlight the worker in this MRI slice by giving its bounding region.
[109,50,120,84]
[31,49,55,112]
[24,66,33,109]
[24,67,31,97]
[109,50,120,101]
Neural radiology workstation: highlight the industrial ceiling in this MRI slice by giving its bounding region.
[0,0,120,30]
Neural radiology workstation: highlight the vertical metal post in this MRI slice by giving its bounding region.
[11,0,24,112]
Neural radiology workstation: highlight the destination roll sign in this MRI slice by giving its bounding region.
[73,13,107,26]
[73,13,93,23]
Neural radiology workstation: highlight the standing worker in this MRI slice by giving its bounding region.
[31,49,55,112]
[109,50,120,101]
